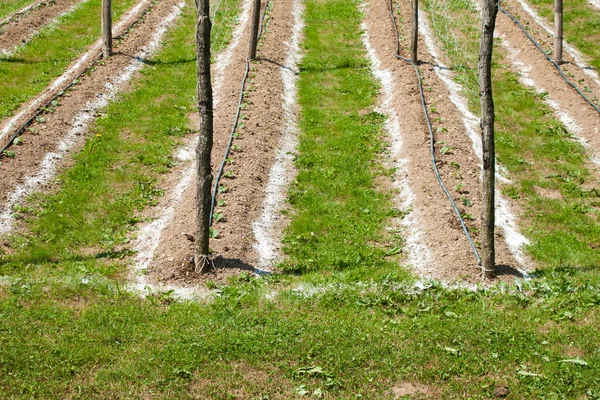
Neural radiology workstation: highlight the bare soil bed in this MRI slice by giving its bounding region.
[364,0,522,283]
[140,0,300,286]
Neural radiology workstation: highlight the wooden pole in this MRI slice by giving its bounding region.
[248,0,261,60]
[101,0,112,58]
[410,0,418,63]
[478,0,499,279]
[553,0,563,63]
[195,0,213,274]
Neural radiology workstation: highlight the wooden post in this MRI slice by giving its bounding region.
[195,0,213,274]
[248,0,261,60]
[101,0,112,57]
[478,0,499,279]
[411,0,418,63]
[553,0,563,63]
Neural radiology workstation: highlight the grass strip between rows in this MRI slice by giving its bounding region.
[422,0,600,274]
[0,0,138,121]
[281,0,407,278]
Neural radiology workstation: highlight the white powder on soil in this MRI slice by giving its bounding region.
[361,13,433,274]
[251,0,305,270]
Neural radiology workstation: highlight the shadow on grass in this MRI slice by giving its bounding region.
[494,263,527,278]
[213,256,271,276]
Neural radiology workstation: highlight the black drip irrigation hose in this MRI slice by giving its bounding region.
[209,0,270,226]
[388,0,482,266]
[498,1,600,114]
[0,52,102,157]
[209,56,250,226]
[0,0,48,29]
[0,0,160,158]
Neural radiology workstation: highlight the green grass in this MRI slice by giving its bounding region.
[282,0,405,277]
[422,0,600,272]
[0,0,34,20]
[526,0,600,73]
[0,0,599,398]
[0,0,138,121]
[1,252,600,397]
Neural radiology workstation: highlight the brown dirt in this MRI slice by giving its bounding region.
[188,362,296,399]
[365,0,521,283]
[392,382,438,399]
[146,0,297,286]
[497,0,600,165]
[0,0,83,53]
[0,0,180,220]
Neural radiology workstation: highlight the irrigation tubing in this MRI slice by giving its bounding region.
[0,0,160,158]
[0,52,103,157]
[388,0,482,266]
[209,0,270,226]
[498,1,600,114]
[0,0,46,28]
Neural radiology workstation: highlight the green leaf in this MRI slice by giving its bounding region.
[294,385,310,396]
[518,369,544,378]
[560,358,588,366]
[385,246,402,256]
[444,311,458,318]
[437,344,460,356]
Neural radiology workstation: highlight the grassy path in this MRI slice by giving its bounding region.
[0,0,599,398]
[422,0,600,274]
[0,0,138,121]
[282,0,405,280]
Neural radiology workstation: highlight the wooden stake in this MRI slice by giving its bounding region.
[410,0,418,63]
[195,0,213,274]
[554,0,563,63]
[248,0,261,60]
[478,0,499,279]
[101,0,112,58]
